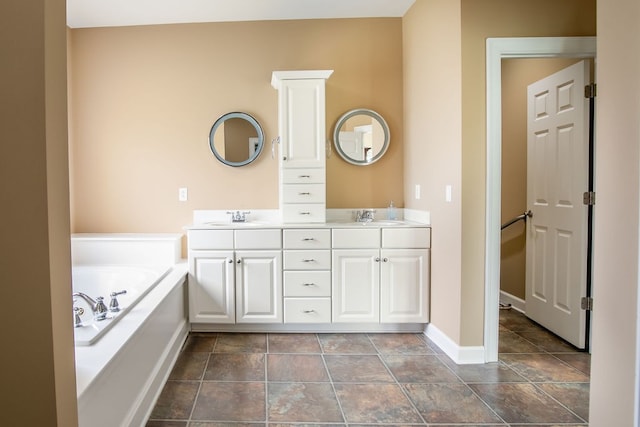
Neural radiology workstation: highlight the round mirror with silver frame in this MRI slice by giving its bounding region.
[209,112,264,167]
[333,108,390,165]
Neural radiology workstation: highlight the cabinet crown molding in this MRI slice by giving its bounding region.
[271,69,334,89]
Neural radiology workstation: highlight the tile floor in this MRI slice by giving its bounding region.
[147,309,590,426]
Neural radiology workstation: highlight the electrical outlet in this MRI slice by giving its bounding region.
[415,184,421,200]
[178,187,188,202]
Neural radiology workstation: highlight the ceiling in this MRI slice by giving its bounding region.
[67,0,416,29]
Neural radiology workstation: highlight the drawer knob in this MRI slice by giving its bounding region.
[299,192,311,195]
[302,259,315,263]
[302,309,316,314]
[300,212,311,215]
[302,238,315,241]
[299,175,311,178]
[303,283,316,287]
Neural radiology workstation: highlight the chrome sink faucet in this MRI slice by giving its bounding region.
[356,209,376,223]
[72,292,109,321]
[227,210,251,223]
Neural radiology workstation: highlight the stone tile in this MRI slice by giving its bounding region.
[553,352,591,376]
[268,333,322,353]
[470,383,583,424]
[537,382,590,421]
[403,383,501,424]
[367,333,435,354]
[335,383,423,424]
[182,334,217,352]
[268,383,343,423]
[324,355,395,383]
[499,330,543,353]
[148,380,199,420]
[515,328,578,352]
[168,351,209,380]
[500,353,590,382]
[382,354,460,383]
[318,333,377,354]
[440,359,527,383]
[192,382,265,422]
[190,423,265,427]
[499,309,541,333]
[510,425,587,427]
[267,354,329,382]
[214,333,267,353]
[204,353,265,381]
[145,421,188,427]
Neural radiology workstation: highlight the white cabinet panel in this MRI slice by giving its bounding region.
[284,250,331,270]
[235,250,282,323]
[380,249,430,323]
[188,250,235,323]
[188,230,233,250]
[284,298,331,323]
[284,271,331,297]
[283,229,331,249]
[332,249,380,323]
[382,228,431,249]
[332,228,380,249]
[235,229,281,249]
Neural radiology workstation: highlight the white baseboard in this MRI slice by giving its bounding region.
[424,323,485,364]
[499,290,526,313]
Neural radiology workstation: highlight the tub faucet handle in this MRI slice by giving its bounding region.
[109,290,127,312]
[94,296,108,320]
[73,303,84,328]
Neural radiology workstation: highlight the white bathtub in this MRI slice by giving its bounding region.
[72,234,188,427]
[73,264,171,345]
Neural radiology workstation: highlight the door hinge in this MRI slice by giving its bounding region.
[581,296,594,311]
[585,83,597,99]
[583,191,596,205]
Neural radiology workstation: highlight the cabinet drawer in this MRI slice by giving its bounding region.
[284,250,331,270]
[188,229,234,250]
[283,229,331,249]
[284,271,331,297]
[332,228,380,248]
[284,298,331,323]
[282,184,325,203]
[282,168,325,184]
[382,228,431,249]
[282,204,326,223]
[235,229,282,249]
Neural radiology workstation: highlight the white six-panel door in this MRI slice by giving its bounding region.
[526,60,590,349]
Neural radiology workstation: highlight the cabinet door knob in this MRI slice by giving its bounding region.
[383,258,389,262]
[283,156,288,161]
[237,259,241,264]
[375,257,381,262]
[228,259,233,264]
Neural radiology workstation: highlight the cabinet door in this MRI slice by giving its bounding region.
[235,250,283,323]
[380,249,430,323]
[188,250,235,323]
[279,79,326,169]
[332,249,379,323]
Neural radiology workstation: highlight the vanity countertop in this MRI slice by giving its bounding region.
[185,219,430,230]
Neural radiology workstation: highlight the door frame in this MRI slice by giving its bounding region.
[484,37,597,362]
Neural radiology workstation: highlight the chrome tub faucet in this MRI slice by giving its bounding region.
[72,292,109,321]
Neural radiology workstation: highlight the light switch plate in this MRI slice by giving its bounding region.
[178,187,188,202]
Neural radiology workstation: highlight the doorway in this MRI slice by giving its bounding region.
[484,37,597,363]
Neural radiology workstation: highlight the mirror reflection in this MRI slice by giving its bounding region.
[333,109,390,165]
[209,112,264,167]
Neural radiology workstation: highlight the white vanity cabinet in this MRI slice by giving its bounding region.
[283,229,332,323]
[188,229,282,324]
[272,70,333,223]
[332,227,431,324]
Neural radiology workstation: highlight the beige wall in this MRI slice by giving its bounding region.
[459,0,596,345]
[0,0,78,425]
[500,58,585,300]
[590,0,640,423]
[403,0,463,342]
[68,19,404,235]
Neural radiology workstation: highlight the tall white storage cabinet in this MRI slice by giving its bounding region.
[271,70,333,223]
